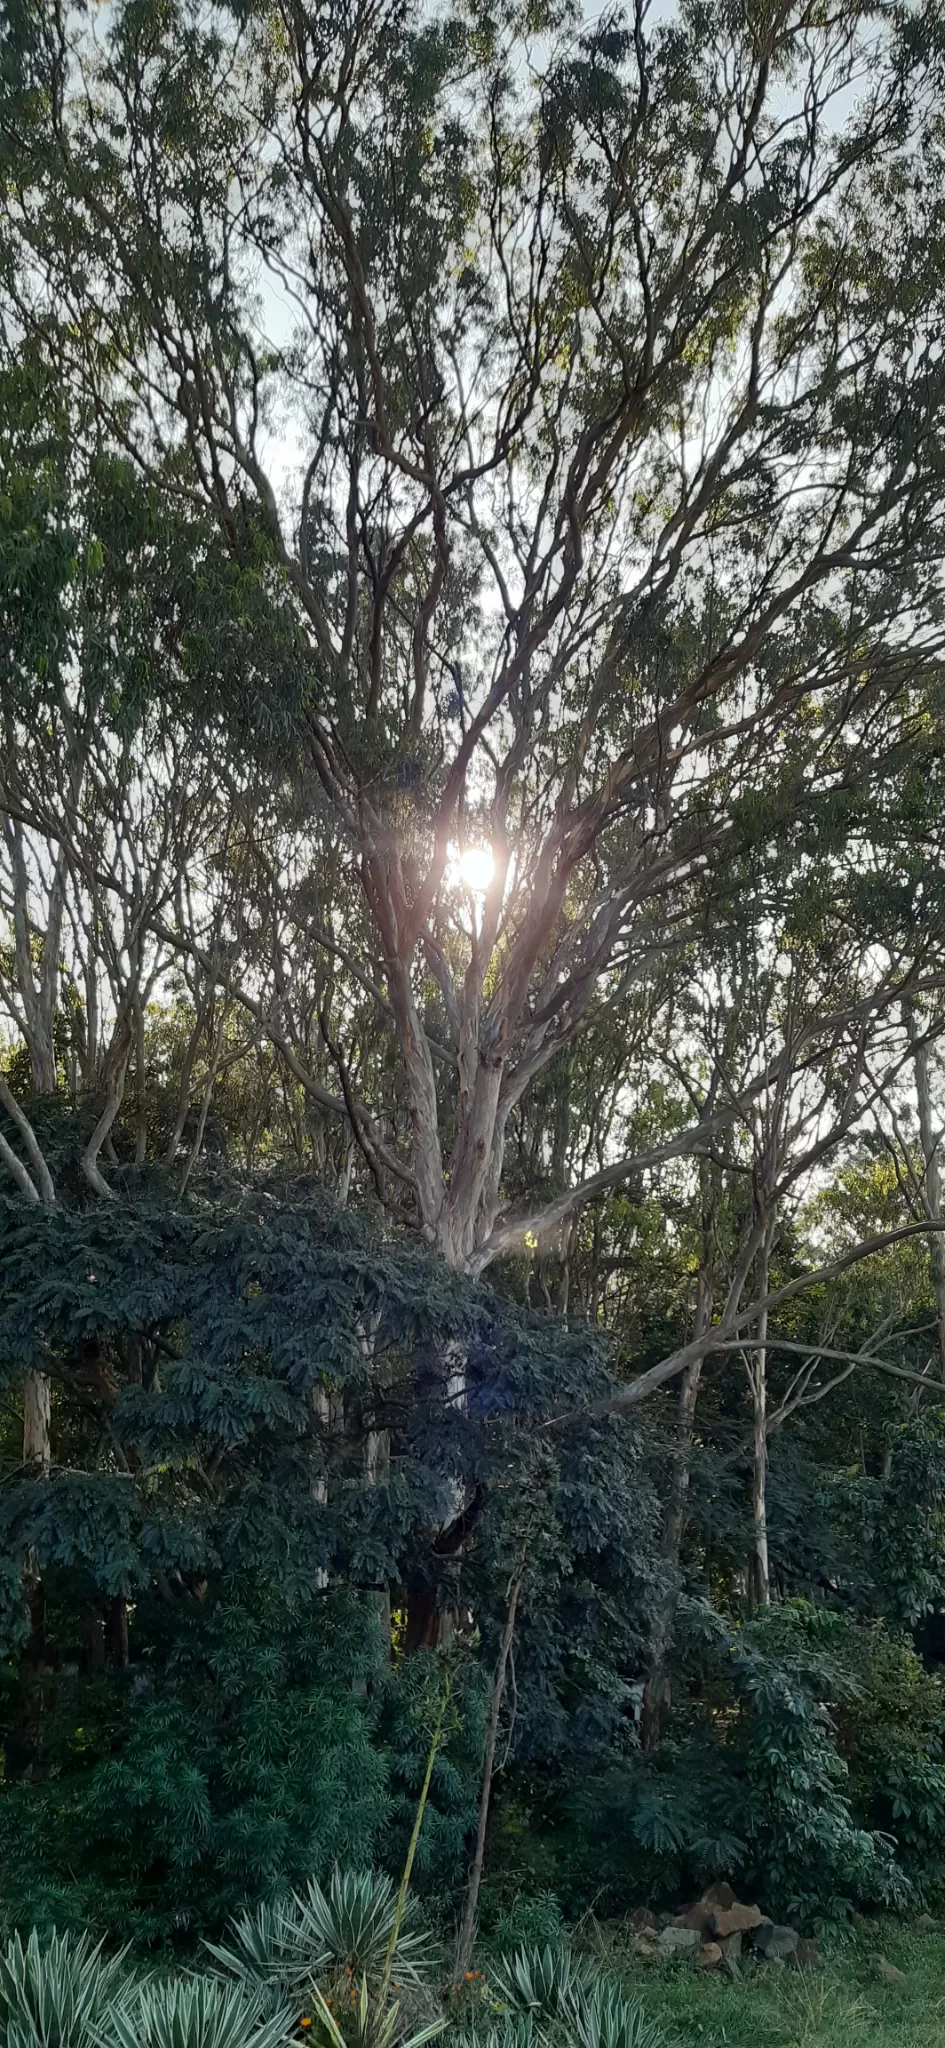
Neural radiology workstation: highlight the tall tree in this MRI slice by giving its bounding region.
[7,0,945,1280]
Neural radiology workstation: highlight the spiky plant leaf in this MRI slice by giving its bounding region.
[103,1976,294,2048]
[206,1872,436,1992]
[310,1978,446,2048]
[565,1981,664,2048]
[491,1947,581,2016]
[0,1928,132,2048]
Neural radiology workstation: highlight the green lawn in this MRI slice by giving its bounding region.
[611,1926,945,2048]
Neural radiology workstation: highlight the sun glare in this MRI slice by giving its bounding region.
[459,845,495,893]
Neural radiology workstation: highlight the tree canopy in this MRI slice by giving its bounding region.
[3,0,945,1945]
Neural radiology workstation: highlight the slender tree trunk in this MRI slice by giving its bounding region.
[312,1385,331,1591]
[906,1004,945,1371]
[405,1337,468,1652]
[749,1289,770,1610]
[22,1219,53,1671]
[106,1594,129,1668]
[453,1573,522,1979]
[640,1264,712,1752]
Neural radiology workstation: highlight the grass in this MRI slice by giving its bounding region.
[606,1924,945,2048]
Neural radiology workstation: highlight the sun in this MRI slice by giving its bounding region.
[458,844,495,892]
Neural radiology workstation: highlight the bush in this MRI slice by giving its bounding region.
[0,1928,131,2048]
[0,1592,390,1947]
[206,1871,437,1990]
[731,1604,909,1920]
[107,1978,294,2048]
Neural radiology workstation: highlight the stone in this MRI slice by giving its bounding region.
[917,1913,937,1931]
[869,1955,905,1985]
[703,1882,737,1911]
[789,1939,821,1972]
[678,1902,716,1934]
[710,1903,763,1939]
[632,1934,658,1959]
[754,1924,799,1962]
[699,1943,723,1970]
[629,1908,659,1933]
[657,1926,702,1956]
[720,1932,743,1968]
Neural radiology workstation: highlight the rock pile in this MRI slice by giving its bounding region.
[629,1883,819,1973]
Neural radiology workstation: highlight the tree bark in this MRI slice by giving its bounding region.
[453,1573,522,1979]
[906,1004,945,1371]
[749,1286,771,1610]
[640,1264,712,1752]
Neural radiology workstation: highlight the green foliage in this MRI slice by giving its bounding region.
[566,1981,664,2048]
[0,1589,391,1945]
[490,1947,582,2015]
[206,1872,436,1991]
[309,1977,445,2048]
[732,1606,909,1921]
[448,2025,534,2048]
[489,1950,662,2048]
[0,1929,130,2048]
[106,1978,294,2048]
[480,1901,566,1958]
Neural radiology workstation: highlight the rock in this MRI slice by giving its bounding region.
[632,1934,658,1959]
[917,1913,937,1931]
[678,1882,739,1933]
[678,1903,716,1934]
[850,1911,870,1932]
[789,1939,821,1972]
[754,1924,799,1962]
[710,1902,763,1939]
[699,1943,723,1970]
[629,1908,659,1933]
[703,1882,737,1911]
[720,1932,743,1968]
[658,1926,702,1956]
[869,1955,905,1985]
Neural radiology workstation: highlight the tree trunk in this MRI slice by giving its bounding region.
[405,1337,467,1653]
[640,1264,712,1752]
[906,1004,945,1371]
[749,1295,771,1610]
[106,1594,130,1669]
[453,1573,522,1978]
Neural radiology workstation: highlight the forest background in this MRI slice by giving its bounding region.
[3,0,945,1952]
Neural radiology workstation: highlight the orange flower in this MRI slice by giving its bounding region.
[300,2021,312,2031]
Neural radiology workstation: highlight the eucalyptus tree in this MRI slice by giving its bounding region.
[6,0,945,1295]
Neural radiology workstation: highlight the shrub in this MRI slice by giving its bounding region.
[106,1977,294,2048]
[491,1946,582,2015]
[0,1928,131,2048]
[566,1981,664,2048]
[206,1871,436,1991]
